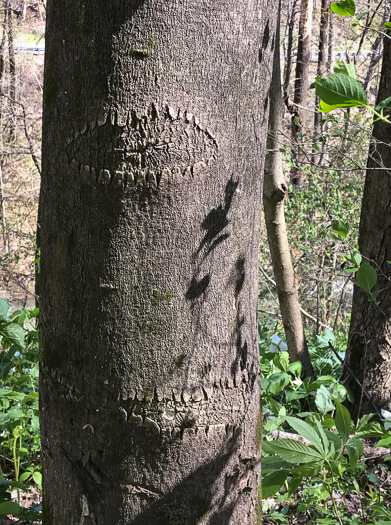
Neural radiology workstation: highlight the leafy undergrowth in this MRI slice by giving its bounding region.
[0,300,42,524]
[260,316,391,525]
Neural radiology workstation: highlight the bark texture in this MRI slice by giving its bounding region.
[345,27,391,419]
[313,0,328,164]
[39,1,276,524]
[264,12,313,377]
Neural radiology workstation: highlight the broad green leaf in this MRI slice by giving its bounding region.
[315,385,335,415]
[0,299,10,318]
[310,417,331,457]
[346,437,364,470]
[288,472,302,495]
[0,388,26,400]
[0,321,26,348]
[319,100,342,113]
[287,361,303,376]
[33,471,42,486]
[385,22,391,30]
[335,400,352,444]
[261,456,293,473]
[263,439,324,463]
[324,429,343,451]
[352,248,362,267]
[355,421,387,438]
[0,501,23,518]
[315,73,367,110]
[329,382,347,403]
[346,443,359,469]
[334,60,356,79]
[356,262,377,293]
[357,413,376,430]
[273,351,290,372]
[286,387,308,403]
[292,461,324,478]
[285,416,324,453]
[332,219,349,238]
[261,469,291,498]
[375,436,391,448]
[262,372,290,395]
[268,397,283,415]
[331,0,356,16]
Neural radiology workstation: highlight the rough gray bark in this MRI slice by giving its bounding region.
[264,12,313,378]
[283,0,298,109]
[345,23,391,419]
[39,1,276,524]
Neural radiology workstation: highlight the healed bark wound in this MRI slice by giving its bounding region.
[264,12,313,378]
[39,1,276,524]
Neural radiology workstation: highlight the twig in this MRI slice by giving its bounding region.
[259,264,332,329]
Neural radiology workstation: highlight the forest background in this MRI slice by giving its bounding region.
[0,0,390,523]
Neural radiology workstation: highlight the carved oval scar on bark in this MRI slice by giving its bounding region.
[66,104,218,189]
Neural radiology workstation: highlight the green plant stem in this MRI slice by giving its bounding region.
[366,104,391,123]
[328,471,344,525]
[13,432,21,505]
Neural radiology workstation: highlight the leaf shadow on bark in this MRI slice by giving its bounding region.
[128,429,253,525]
[186,176,239,305]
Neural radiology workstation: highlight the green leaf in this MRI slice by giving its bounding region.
[335,400,352,444]
[334,60,356,79]
[355,9,371,20]
[324,429,343,450]
[355,421,387,438]
[292,461,324,478]
[385,22,391,30]
[261,469,291,498]
[332,219,349,238]
[262,372,290,395]
[376,436,391,448]
[346,443,359,469]
[285,416,324,453]
[314,73,367,110]
[356,262,377,293]
[261,456,293,473]
[312,417,331,456]
[346,437,364,470]
[273,351,290,372]
[0,299,10,318]
[263,439,324,464]
[33,471,42,487]
[0,321,26,348]
[288,472,303,495]
[287,361,303,376]
[331,0,356,16]
[329,382,347,403]
[352,248,362,267]
[0,501,23,518]
[375,96,391,113]
[315,385,335,415]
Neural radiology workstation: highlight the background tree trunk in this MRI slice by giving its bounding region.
[264,9,313,378]
[313,0,329,165]
[344,21,391,420]
[39,1,276,524]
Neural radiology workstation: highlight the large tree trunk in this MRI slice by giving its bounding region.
[344,21,391,420]
[39,1,276,524]
[264,9,313,378]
